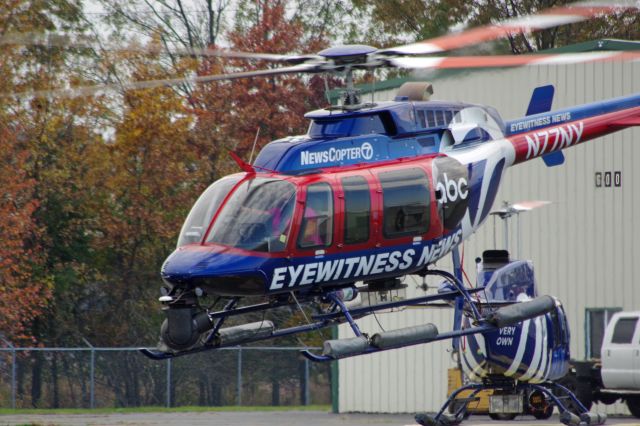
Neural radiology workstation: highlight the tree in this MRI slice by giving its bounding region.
[0,0,88,347]
[190,0,330,170]
[0,124,49,344]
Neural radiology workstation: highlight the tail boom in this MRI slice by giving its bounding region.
[508,94,640,165]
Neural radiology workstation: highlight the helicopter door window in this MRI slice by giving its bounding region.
[379,168,430,238]
[206,178,296,252]
[342,176,371,244]
[177,175,242,247]
[298,183,333,249]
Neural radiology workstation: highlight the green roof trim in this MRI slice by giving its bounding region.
[328,38,640,103]
[544,39,640,53]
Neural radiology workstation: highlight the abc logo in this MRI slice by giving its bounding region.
[436,173,468,204]
[434,157,470,230]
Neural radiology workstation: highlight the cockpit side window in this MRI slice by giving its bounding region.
[206,178,296,252]
[177,176,242,247]
[298,183,333,249]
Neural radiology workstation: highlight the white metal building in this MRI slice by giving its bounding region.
[335,40,640,414]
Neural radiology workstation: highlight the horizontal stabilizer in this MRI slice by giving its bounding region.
[322,336,369,358]
[371,324,439,349]
[217,320,274,346]
[542,151,565,167]
[486,295,555,328]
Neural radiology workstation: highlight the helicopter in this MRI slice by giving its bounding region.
[9,1,640,424]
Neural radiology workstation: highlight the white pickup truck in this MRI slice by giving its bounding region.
[562,311,640,417]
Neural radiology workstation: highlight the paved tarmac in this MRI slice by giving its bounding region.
[1,411,639,426]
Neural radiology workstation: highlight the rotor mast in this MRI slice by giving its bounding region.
[342,66,361,106]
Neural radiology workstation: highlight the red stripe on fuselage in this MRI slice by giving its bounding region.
[509,106,640,165]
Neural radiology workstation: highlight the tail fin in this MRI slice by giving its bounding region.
[526,85,554,116]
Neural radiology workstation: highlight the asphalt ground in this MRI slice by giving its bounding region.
[1,411,640,426]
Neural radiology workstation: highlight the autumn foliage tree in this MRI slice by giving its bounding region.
[0,125,50,343]
[190,0,329,175]
[0,0,87,345]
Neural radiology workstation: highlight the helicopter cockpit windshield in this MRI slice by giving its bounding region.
[177,175,242,247]
[206,178,296,252]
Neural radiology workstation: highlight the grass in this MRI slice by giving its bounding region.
[0,405,331,415]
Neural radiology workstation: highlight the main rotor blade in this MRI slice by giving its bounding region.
[379,1,638,56]
[0,32,318,64]
[388,51,640,70]
[6,63,323,99]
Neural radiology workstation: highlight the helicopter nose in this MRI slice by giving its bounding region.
[161,245,224,283]
[160,245,268,296]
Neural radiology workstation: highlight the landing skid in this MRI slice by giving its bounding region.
[139,284,483,361]
[414,381,606,426]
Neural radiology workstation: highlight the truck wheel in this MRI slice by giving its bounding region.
[489,413,517,420]
[626,396,640,418]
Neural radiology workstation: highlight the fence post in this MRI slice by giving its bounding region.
[166,358,172,408]
[2,338,16,409]
[304,358,310,405]
[11,346,16,409]
[82,338,95,409]
[236,347,242,406]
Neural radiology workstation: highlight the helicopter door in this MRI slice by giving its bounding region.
[377,167,431,241]
[339,174,374,249]
[296,181,335,252]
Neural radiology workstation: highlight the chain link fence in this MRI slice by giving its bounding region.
[0,346,330,409]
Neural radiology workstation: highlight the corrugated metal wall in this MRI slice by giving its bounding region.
[337,60,640,413]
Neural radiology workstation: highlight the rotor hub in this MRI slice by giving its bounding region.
[317,45,377,66]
